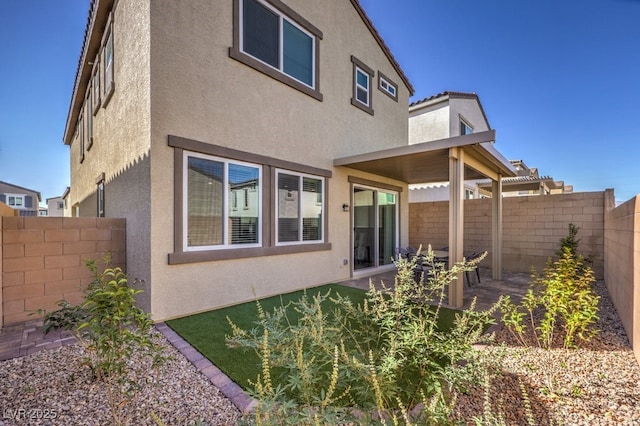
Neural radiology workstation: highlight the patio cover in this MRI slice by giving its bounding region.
[334,130,516,307]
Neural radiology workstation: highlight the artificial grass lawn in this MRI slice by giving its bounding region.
[166,283,461,391]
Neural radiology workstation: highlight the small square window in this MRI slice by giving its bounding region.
[378,72,398,101]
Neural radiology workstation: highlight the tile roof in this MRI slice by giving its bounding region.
[409,91,491,129]
[350,0,415,96]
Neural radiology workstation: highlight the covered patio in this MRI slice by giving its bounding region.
[334,130,516,308]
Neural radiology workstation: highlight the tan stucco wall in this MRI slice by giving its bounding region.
[68,0,152,310]
[409,103,449,144]
[1,217,126,327]
[144,0,411,320]
[448,97,490,135]
[604,192,640,364]
[409,191,606,278]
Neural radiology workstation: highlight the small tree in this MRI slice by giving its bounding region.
[42,256,166,426]
[501,223,599,350]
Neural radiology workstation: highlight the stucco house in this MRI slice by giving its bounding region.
[476,159,572,197]
[0,181,41,217]
[63,0,515,320]
[45,195,66,217]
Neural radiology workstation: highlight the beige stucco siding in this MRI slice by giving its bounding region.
[409,103,449,144]
[68,0,153,308]
[448,98,490,135]
[146,0,411,320]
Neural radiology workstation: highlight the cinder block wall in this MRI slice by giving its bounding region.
[409,191,606,278]
[1,217,126,327]
[604,194,640,365]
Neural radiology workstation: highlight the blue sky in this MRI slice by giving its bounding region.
[1,1,639,205]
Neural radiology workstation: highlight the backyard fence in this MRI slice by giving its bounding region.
[0,216,126,328]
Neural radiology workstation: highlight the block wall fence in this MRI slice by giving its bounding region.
[409,191,607,279]
[604,194,640,365]
[0,217,126,327]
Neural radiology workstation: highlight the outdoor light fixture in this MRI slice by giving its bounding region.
[342,203,350,212]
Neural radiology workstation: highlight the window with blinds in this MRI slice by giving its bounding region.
[185,153,261,250]
[276,170,323,244]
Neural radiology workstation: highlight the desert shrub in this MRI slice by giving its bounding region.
[227,247,499,425]
[500,225,599,350]
[42,256,166,426]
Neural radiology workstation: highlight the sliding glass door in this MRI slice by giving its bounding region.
[353,185,398,271]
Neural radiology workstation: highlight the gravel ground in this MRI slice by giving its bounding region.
[0,333,241,426]
[1,280,638,425]
[453,280,640,425]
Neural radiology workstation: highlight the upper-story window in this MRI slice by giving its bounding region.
[378,72,398,101]
[7,194,25,207]
[102,15,115,106]
[86,89,93,150]
[91,59,101,112]
[78,111,85,163]
[351,56,374,115]
[230,0,323,101]
[460,119,473,135]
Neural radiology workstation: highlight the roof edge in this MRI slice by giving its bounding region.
[349,0,415,96]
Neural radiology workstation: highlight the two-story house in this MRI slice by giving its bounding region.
[407,91,514,203]
[63,0,514,319]
[0,181,42,217]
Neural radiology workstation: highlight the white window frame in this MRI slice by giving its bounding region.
[275,169,325,246]
[460,119,473,136]
[378,73,397,100]
[239,0,316,89]
[183,151,263,251]
[355,67,370,107]
[7,194,25,208]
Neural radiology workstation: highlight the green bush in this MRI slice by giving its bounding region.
[42,256,166,426]
[227,247,498,425]
[501,226,600,349]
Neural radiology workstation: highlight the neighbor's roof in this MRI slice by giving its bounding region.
[477,175,565,191]
[0,180,42,201]
[409,91,491,129]
[350,0,414,96]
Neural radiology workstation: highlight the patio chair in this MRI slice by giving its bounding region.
[465,252,482,287]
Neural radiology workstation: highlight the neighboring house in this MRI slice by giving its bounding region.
[476,160,572,197]
[407,91,512,203]
[38,207,48,216]
[63,0,514,319]
[0,181,41,217]
[46,195,66,217]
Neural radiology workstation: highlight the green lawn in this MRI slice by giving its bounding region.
[166,283,462,390]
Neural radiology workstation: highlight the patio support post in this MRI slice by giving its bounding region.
[448,147,464,308]
[491,177,503,280]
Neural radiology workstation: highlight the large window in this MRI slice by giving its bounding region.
[230,0,323,100]
[184,153,261,251]
[276,170,324,244]
[242,0,315,87]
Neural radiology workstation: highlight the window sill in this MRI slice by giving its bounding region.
[351,98,374,116]
[168,242,331,265]
[229,48,323,102]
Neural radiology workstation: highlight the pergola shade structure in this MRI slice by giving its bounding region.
[334,130,516,307]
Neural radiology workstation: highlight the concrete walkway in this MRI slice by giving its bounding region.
[339,266,532,311]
